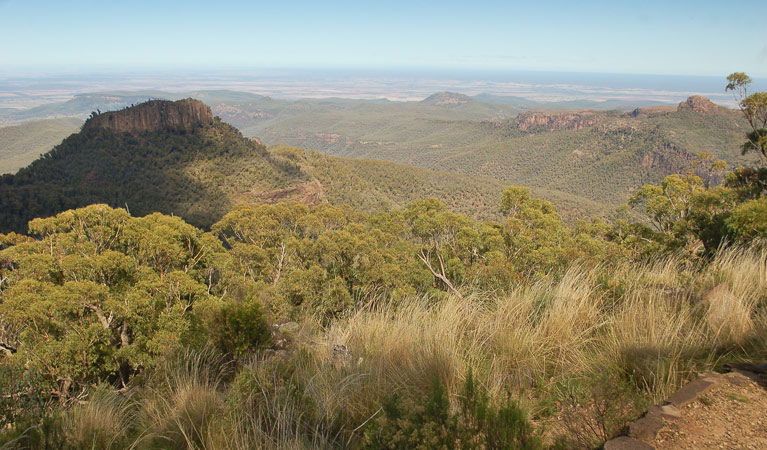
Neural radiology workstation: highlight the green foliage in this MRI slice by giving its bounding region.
[726,72,767,161]
[0,205,248,400]
[208,300,271,359]
[727,197,767,241]
[362,372,542,449]
[555,373,648,447]
[214,202,429,321]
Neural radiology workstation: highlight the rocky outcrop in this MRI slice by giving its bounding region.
[421,92,472,106]
[640,142,694,173]
[515,111,598,131]
[677,96,721,114]
[83,99,213,134]
[627,105,677,117]
[246,179,327,206]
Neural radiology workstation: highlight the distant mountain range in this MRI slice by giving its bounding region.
[0,90,754,222]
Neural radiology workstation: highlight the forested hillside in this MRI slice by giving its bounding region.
[4,90,751,217]
[0,100,509,233]
[255,97,756,209]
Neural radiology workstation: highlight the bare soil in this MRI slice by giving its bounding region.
[652,371,767,449]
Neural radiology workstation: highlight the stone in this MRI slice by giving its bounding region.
[279,322,301,334]
[658,404,682,418]
[83,99,213,134]
[667,377,718,408]
[677,96,720,114]
[515,111,597,131]
[629,415,665,441]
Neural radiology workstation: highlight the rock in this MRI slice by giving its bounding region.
[639,141,695,174]
[251,136,264,146]
[247,179,328,207]
[677,96,720,114]
[332,344,351,359]
[515,111,597,131]
[659,404,682,418]
[83,99,213,134]
[667,376,719,408]
[629,414,665,441]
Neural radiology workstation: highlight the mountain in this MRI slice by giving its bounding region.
[255,96,754,210]
[420,91,474,106]
[0,99,510,233]
[4,92,750,217]
[0,118,82,174]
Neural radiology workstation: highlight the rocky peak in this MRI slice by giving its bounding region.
[421,92,472,106]
[515,111,598,131]
[83,99,213,134]
[677,96,720,114]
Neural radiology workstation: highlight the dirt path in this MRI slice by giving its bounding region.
[653,370,767,449]
[606,368,767,449]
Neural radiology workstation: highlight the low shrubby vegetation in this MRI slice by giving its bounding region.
[0,73,765,448]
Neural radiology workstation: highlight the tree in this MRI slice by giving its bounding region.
[726,72,767,161]
[403,199,475,297]
[0,205,244,398]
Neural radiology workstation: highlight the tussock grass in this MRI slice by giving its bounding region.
[314,244,767,420]
[49,245,767,448]
[63,387,134,449]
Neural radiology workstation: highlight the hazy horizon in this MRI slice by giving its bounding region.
[2,0,765,77]
[2,67,766,111]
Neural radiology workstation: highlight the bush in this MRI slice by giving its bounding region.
[208,300,271,359]
[362,372,542,449]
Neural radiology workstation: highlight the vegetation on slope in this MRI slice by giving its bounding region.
[0,118,82,174]
[0,188,765,447]
[0,103,513,234]
[0,74,765,448]
[254,99,755,212]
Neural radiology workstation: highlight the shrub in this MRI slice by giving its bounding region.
[362,372,541,449]
[208,300,271,359]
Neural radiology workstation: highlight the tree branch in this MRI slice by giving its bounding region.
[418,248,462,298]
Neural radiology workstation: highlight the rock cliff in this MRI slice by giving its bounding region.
[515,111,598,131]
[83,99,213,134]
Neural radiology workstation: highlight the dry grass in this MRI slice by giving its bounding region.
[58,245,767,448]
[63,387,134,449]
[314,244,767,415]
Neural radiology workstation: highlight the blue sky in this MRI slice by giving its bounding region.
[2,0,766,76]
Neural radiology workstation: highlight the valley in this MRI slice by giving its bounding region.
[0,89,755,219]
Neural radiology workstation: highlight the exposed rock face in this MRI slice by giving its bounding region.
[515,111,598,131]
[677,96,720,114]
[246,179,327,206]
[640,142,693,173]
[83,99,213,134]
[421,92,472,106]
[627,105,677,117]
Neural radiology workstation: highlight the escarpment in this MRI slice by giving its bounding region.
[515,110,598,131]
[83,99,213,134]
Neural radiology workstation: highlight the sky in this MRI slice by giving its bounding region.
[1,0,766,77]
